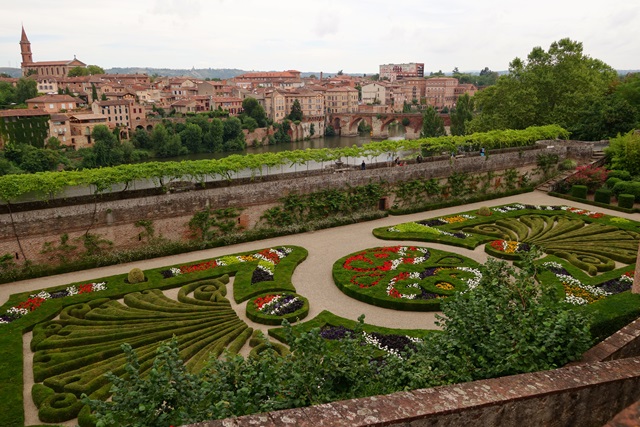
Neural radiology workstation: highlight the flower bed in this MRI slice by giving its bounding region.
[333,246,481,311]
[0,282,107,324]
[246,292,309,325]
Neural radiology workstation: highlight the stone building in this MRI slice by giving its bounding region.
[19,26,86,78]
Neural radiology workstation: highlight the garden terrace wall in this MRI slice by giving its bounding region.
[0,142,577,261]
[186,356,640,427]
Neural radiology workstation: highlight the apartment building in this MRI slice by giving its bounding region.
[325,86,358,114]
[26,94,81,113]
[379,63,424,82]
[361,82,387,105]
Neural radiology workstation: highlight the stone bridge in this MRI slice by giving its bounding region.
[328,112,451,139]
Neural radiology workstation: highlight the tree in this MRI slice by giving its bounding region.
[131,128,152,149]
[88,125,123,167]
[180,123,204,153]
[223,117,244,142]
[570,96,637,141]
[91,83,98,102]
[15,78,38,104]
[337,70,344,76]
[606,130,640,176]
[428,250,592,382]
[241,97,268,128]
[468,38,617,132]
[420,106,446,137]
[68,66,89,77]
[0,82,17,109]
[450,94,473,136]
[430,70,445,77]
[288,99,303,121]
[452,67,460,76]
[203,119,224,152]
[87,65,105,75]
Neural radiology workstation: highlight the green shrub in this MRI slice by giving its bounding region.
[612,181,640,201]
[608,170,632,181]
[559,159,577,171]
[618,193,635,209]
[477,206,492,216]
[570,185,588,199]
[594,188,612,204]
[32,383,55,407]
[127,268,145,284]
[39,392,84,423]
[606,177,622,189]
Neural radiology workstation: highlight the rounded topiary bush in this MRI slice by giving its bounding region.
[477,206,492,216]
[127,268,145,284]
[618,193,635,209]
[570,185,588,199]
[594,188,612,204]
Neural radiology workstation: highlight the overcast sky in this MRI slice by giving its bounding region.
[1,0,639,74]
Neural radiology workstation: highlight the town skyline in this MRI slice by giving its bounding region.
[2,0,639,74]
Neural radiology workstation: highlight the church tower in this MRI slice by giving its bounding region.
[20,25,34,74]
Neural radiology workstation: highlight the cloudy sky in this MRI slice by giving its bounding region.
[1,0,639,74]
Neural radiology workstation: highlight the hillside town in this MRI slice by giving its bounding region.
[0,26,477,150]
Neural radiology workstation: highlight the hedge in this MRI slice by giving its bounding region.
[594,188,612,204]
[570,185,588,199]
[246,292,309,325]
[612,181,640,200]
[619,193,635,209]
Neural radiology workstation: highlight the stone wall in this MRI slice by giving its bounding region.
[0,142,577,262]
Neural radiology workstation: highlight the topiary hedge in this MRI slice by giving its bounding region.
[618,193,635,209]
[570,185,588,199]
[594,188,612,204]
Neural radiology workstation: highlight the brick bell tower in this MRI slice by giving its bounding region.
[20,25,34,75]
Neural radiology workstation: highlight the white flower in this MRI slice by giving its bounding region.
[542,261,563,270]
[66,285,78,295]
[387,227,399,232]
[92,282,107,292]
[169,267,182,276]
[457,266,483,290]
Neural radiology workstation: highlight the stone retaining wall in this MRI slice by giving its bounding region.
[185,356,640,427]
[0,141,582,261]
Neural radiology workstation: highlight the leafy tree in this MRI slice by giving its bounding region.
[131,128,152,149]
[19,147,62,172]
[288,99,303,121]
[88,125,123,167]
[180,123,203,153]
[430,70,445,77]
[241,97,268,127]
[101,93,108,101]
[0,157,22,175]
[223,117,244,142]
[87,65,105,75]
[241,116,258,132]
[450,94,473,136]
[91,83,98,102]
[309,123,315,136]
[420,106,446,137]
[68,66,89,77]
[15,78,38,104]
[570,96,637,141]
[606,130,640,176]
[428,250,592,383]
[0,81,17,108]
[325,124,336,137]
[203,119,224,152]
[469,38,616,132]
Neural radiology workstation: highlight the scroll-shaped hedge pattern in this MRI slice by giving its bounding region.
[30,277,252,422]
[465,214,639,275]
[376,204,640,276]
